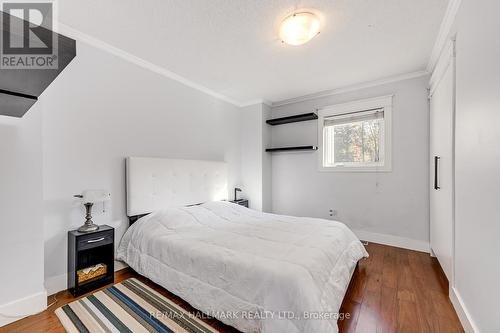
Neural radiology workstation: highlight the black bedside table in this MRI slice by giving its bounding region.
[68,225,114,296]
[230,199,249,208]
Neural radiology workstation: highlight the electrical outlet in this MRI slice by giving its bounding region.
[329,209,338,218]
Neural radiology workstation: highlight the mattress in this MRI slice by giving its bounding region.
[117,201,368,333]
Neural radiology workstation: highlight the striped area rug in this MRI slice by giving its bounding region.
[55,278,220,333]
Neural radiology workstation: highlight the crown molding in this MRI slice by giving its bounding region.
[271,70,429,108]
[429,40,455,97]
[426,0,462,73]
[239,99,273,108]
[55,21,438,110]
[56,22,243,107]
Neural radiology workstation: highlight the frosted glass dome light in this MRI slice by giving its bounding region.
[279,12,321,46]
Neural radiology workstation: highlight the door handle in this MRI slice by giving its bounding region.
[434,156,440,190]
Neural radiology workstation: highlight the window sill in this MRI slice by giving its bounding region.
[318,166,392,173]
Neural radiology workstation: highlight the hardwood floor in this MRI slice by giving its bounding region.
[0,243,463,333]
[338,243,463,333]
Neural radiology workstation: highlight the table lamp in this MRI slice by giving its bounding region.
[234,187,242,201]
[73,190,111,233]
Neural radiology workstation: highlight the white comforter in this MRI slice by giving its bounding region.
[117,201,368,333]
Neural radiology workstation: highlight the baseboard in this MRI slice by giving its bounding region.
[352,229,430,253]
[45,260,129,296]
[115,260,129,272]
[0,290,47,327]
[44,272,67,296]
[449,287,478,333]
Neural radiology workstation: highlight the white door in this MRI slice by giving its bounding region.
[429,42,455,281]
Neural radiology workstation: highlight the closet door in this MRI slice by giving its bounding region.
[429,42,455,281]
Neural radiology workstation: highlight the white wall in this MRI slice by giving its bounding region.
[261,104,272,212]
[41,40,243,294]
[452,0,500,331]
[239,103,272,212]
[0,111,46,326]
[271,76,430,249]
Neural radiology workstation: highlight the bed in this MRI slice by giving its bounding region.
[117,157,368,333]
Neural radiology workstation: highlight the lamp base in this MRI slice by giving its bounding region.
[78,202,100,233]
[78,223,100,233]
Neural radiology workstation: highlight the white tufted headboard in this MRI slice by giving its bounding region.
[126,157,228,217]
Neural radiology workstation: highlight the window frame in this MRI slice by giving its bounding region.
[318,95,393,172]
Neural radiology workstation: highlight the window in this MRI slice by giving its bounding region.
[318,96,392,171]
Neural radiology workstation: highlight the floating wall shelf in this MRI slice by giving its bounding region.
[266,146,318,152]
[266,112,318,125]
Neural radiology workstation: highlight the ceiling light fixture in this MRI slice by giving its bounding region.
[279,11,321,46]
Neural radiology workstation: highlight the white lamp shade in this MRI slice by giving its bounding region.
[81,190,111,203]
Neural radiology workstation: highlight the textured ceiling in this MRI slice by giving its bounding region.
[58,0,448,104]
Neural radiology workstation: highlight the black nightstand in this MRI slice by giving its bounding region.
[68,225,114,296]
[230,199,249,208]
